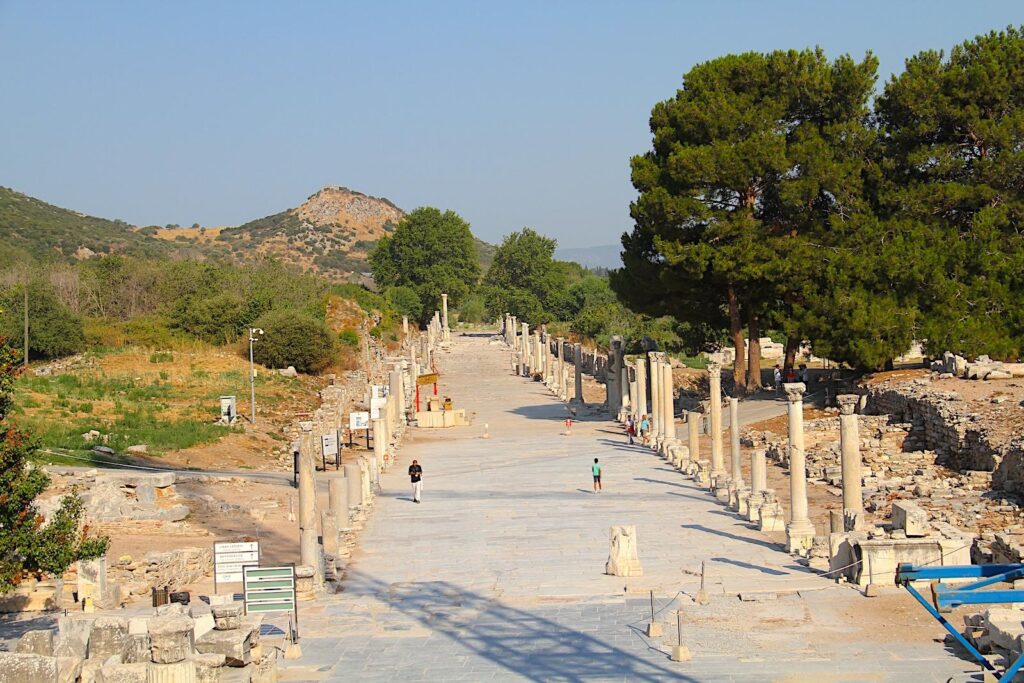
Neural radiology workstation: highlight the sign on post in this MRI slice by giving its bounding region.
[416,373,439,386]
[214,541,260,589]
[322,432,338,457]
[349,412,370,431]
[243,565,296,615]
[372,384,389,399]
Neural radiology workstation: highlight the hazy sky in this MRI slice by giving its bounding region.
[1,2,1021,248]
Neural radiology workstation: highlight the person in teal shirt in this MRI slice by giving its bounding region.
[639,414,651,445]
[592,458,602,492]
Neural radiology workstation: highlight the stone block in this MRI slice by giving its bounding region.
[57,656,82,683]
[211,605,242,631]
[0,583,59,612]
[0,652,58,683]
[984,608,1024,652]
[89,617,129,661]
[192,653,225,683]
[55,617,92,658]
[94,662,148,683]
[16,629,55,656]
[146,660,196,683]
[147,615,194,664]
[891,501,930,537]
[195,627,252,667]
[249,652,277,683]
[192,613,214,640]
[123,634,151,664]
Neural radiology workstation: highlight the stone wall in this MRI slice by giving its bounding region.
[64,548,213,602]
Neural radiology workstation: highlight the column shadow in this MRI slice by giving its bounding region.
[680,523,782,552]
[338,571,699,682]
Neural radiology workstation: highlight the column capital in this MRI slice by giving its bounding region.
[707,362,721,379]
[838,394,859,415]
[783,382,806,403]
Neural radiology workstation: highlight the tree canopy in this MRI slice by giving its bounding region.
[0,337,108,592]
[369,207,481,324]
[482,228,579,323]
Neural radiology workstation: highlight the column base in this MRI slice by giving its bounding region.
[786,520,816,554]
[730,486,750,513]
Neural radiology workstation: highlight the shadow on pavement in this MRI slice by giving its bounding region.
[339,571,700,682]
[681,523,781,552]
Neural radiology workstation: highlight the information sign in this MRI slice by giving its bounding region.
[349,411,369,431]
[214,541,259,586]
[243,565,296,615]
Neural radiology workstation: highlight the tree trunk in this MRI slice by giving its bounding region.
[727,286,746,395]
[784,336,800,371]
[746,311,763,391]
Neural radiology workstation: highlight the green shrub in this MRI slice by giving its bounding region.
[149,351,174,363]
[250,310,335,374]
[338,328,360,348]
[384,286,422,321]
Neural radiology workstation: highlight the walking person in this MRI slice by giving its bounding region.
[408,459,423,503]
[625,415,636,445]
[640,414,651,446]
[773,364,783,394]
[592,458,602,492]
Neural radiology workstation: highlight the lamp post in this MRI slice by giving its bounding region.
[249,327,264,425]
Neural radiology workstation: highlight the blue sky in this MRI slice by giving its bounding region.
[1,1,1021,248]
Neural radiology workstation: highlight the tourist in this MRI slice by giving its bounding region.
[798,363,809,384]
[773,364,782,393]
[625,415,636,445]
[639,414,651,445]
[408,459,423,503]
[592,458,602,492]
[785,366,797,383]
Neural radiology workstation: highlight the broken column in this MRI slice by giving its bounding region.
[605,525,643,577]
[838,394,864,531]
[784,383,815,554]
[746,448,768,523]
[708,363,726,484]
[298,422,322,583]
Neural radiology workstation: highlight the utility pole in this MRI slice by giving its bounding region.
[248,327,264,425]
[23,284,28,368]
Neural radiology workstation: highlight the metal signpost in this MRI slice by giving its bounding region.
[321,431,339,470]
[213,541,260,593]
[242,565,296,616]
[349,411,370,449]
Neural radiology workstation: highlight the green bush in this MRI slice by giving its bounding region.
[0,284,85,360]
[384,286,422,321]
[250,310,335,374]
[338,328,360,348]
[149,351,174,363]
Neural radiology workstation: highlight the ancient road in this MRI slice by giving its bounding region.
[286,335,969,682]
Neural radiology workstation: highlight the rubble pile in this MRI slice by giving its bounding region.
[0,599,275,682]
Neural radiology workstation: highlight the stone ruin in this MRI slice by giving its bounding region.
[0,598,273,683]
[605,525,643,577]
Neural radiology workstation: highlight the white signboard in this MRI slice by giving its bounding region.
[214,541,259,585]
[370,397,386,420]
[349,411,370,431]
[322,431,338,457]
[372,384,389,399]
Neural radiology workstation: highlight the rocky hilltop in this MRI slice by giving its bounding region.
[210,186,405,278]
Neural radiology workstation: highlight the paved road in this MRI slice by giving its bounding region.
[284,336,971,682]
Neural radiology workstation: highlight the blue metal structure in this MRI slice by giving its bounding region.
[895,562,1024,681]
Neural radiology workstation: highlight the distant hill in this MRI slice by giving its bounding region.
[0,186,175,260]
[199,186,405,279]
[554,244,622,270]
[0,185,497,281]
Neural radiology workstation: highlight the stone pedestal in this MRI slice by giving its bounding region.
[783,383,815,554]
[294,566,316,602]
[709,364,725,480]
[605,525,643,577]
[148,614,194,663]
[838,394,864,531]
[758,491,786,532]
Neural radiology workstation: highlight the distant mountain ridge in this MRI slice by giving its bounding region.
[554,244,621,270]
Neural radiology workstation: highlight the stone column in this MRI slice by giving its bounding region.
[298,422,321,583]
[627,363,638,422]
[343,462,363,508]
[729,397,742,485]
[649,353,662,443]
[389,368,404,435]
[521,323,530,373]
[619,349,631,419]
[572,343,584,404]
[687,411,701,463]
[372,416,386,470]
[607,336,624,415]
[635,358,648,425]
[784,383,815,553]
[327,472,349,532]
[554,338,564,396]
[838,394,864,531]
[533,331,543,378]
[441,293,450,341]
[709,363,725,480]
[661,361,676,443]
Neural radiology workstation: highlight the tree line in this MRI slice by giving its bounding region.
[613,27,1024,391]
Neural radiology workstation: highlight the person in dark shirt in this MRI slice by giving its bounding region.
[408,459,423,503]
